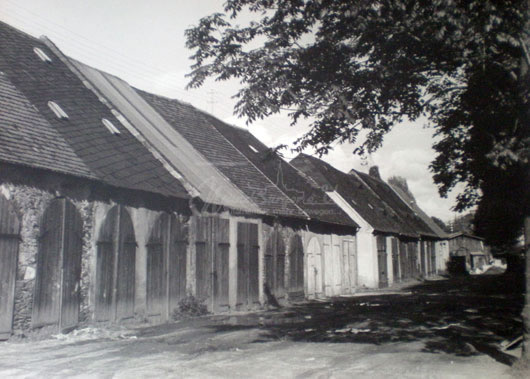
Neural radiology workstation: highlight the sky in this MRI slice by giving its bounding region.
[0,0,463,222]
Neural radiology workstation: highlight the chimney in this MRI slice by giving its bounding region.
[369,166,381,180]
[388,176,409,192]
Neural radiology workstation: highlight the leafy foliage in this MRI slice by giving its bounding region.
[186,0,529,247]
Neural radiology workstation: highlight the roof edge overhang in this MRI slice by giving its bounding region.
[41,38,262,215]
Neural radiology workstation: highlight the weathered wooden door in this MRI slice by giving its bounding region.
[376,235,388,288]
[237,222,259,309]
[306,237,322,298]
[408,242,418,277]
[146,213,188,320]
[95,206,136,322]
[59,200,83,330]
[214,218,230,311]
[342,239,357,293]
[0,194,20,340]
[399,240,409,280]
[33,198,83,331]
[264,230,285,300]
[429,241,436,275]
[420,241,426,276]
[288,235,304,295]
[195,216,230,312]
[330,238,343,295]
[391,238,400,282]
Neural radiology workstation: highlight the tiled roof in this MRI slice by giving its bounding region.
[291,154,411,235]
[355,171,439,238]
[0,21,188,199]
[204,117,358,227]
[0,72,95,179]
[447,232,484,241]
[137,90,307,219]
[388,182,448,238]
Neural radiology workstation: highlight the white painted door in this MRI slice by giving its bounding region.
[306,237,323,298]
[331,239,343,295]
[342,239,357,293]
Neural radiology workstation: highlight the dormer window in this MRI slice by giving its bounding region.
[48,101,68,119]
[102,118,121,135]
[34,47,52,63]
[248,145,258,153]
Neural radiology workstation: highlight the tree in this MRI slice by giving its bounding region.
[449,212,475,234]
[186,0,530,359]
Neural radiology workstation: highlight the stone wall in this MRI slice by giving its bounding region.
[0,181,95,334]
[0,165,191,337]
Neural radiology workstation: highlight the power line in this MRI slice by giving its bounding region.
[1,0,305,141]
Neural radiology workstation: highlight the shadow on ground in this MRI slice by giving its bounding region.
[193,274,524,366]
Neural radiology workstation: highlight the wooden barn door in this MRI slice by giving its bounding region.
[408,242,418,277]
[264,230,286,301]
[420,241,427,276]
[33,198,82,331]
[391,238,400,282]
[306,237,322,298]
[214,218,230,311]
[288,235,304,295]
[237,222,259,309]
[95,206,136,322]
[0,194,20,340]
[429,241,436,275]
[195,216,230,312]
[376,235,388,288]
[342,239,357,293]
[399,240,409,280]
[146,214,188,320]
[331,238,343,295]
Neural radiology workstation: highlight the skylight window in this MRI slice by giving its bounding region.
[34,47,52,63]
[47,101,68,119]
[248,145,259,153]
[102,118,121,135]
[111,109,132,129]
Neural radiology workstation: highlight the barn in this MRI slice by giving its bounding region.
[0,20,192,338]
[388,177,450,274]
[1,19,447,340]
[67,57,362,303]
[291,154,443,288]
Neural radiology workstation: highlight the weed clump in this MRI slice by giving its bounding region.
[172,295,209,320]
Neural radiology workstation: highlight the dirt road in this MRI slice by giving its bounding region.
[0,274,525,378]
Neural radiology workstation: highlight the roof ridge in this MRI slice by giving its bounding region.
[44,40,197,198]
[356,170,437,238]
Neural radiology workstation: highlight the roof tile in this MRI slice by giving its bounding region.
[0,21,188,199]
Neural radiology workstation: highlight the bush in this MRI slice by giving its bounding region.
[171,295,209,320]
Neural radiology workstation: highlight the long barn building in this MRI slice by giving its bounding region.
[0,21,445,339]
